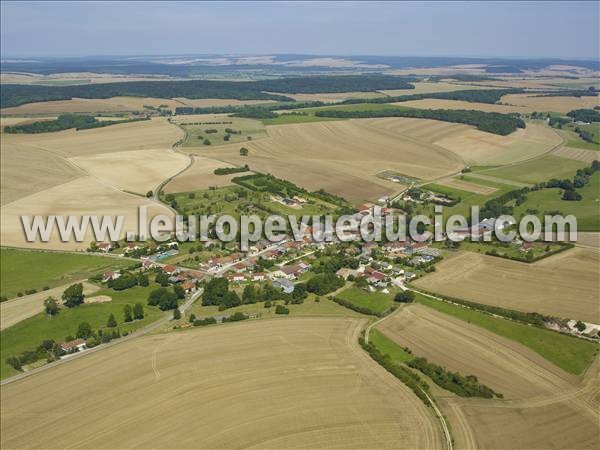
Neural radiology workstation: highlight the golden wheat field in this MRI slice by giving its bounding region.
[0,118,185,250]
[552,146,600,163]
[413,249,600,322]
[431,122,563,165]
[0,318,444,450]
[500,93,600,114]
[378,304,600,450]
[357,117,562,166]
[164,155,242,192]
[394,98,529,113]
[192,118,465,202]
[70,148,188,195]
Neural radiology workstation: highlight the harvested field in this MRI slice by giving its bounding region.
[500,93,600,114]
[0,281,99,331]
[194,119,464,202]
[0,72,176,85]
[394,98,528,114]
[0,97,185,115]
[443,396,599,450]
[552,146,600,163]
[0,116,56,131]
[164,156,242,192]
[1,176,172,250]
[576,232,600,249]
[381,81,484,97]
[379,304,577,398]
[0,141,83,205]
[379,304,599,450]
[0,318,444,449]
[436,177,498,194]
[1,117,183,249]
[0,117,183,157]
[173,98,273,108]
[432,122,563,165]
[413,249,600,323]
[274,91,386,103]
[70,148,189,194]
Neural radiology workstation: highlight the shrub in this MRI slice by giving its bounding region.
[394,291,415,303]
[275,305,290,315]
[193,317,217,327]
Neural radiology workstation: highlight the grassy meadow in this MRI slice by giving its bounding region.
[0,283,164,379]
[0,248,132,300]
[478,155,588,185]
[513,171,600,231]
[335,287,395,315]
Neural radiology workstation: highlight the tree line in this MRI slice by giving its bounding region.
[4,114,148,134]
[1,75,415,108]
[315,107,525,135]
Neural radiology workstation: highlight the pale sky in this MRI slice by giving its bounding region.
[1,1,598,59]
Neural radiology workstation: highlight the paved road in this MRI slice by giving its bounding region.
[0,289,202,387]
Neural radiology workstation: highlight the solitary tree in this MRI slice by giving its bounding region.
[44,297,59,316]
[62,283,85,308]
[107,314,117,328]
[173,308,181,320]
[394,291,415,303]
[76,322,93,339]
[239,147,249,156]
[189,313,196,323]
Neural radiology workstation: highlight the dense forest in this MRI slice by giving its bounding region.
[174,89,524,118]
[3,114,147,133]
[1,76,414,108]
[315,107,525,135]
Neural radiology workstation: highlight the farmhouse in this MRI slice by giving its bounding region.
[163,265,178,275]
[96,242,113,253]
[250,272,267,282]
[102,270,121,282]
[181,280,197,294]
[281,263,308,279]
[61,339,87,353]
[226,273,246,283]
